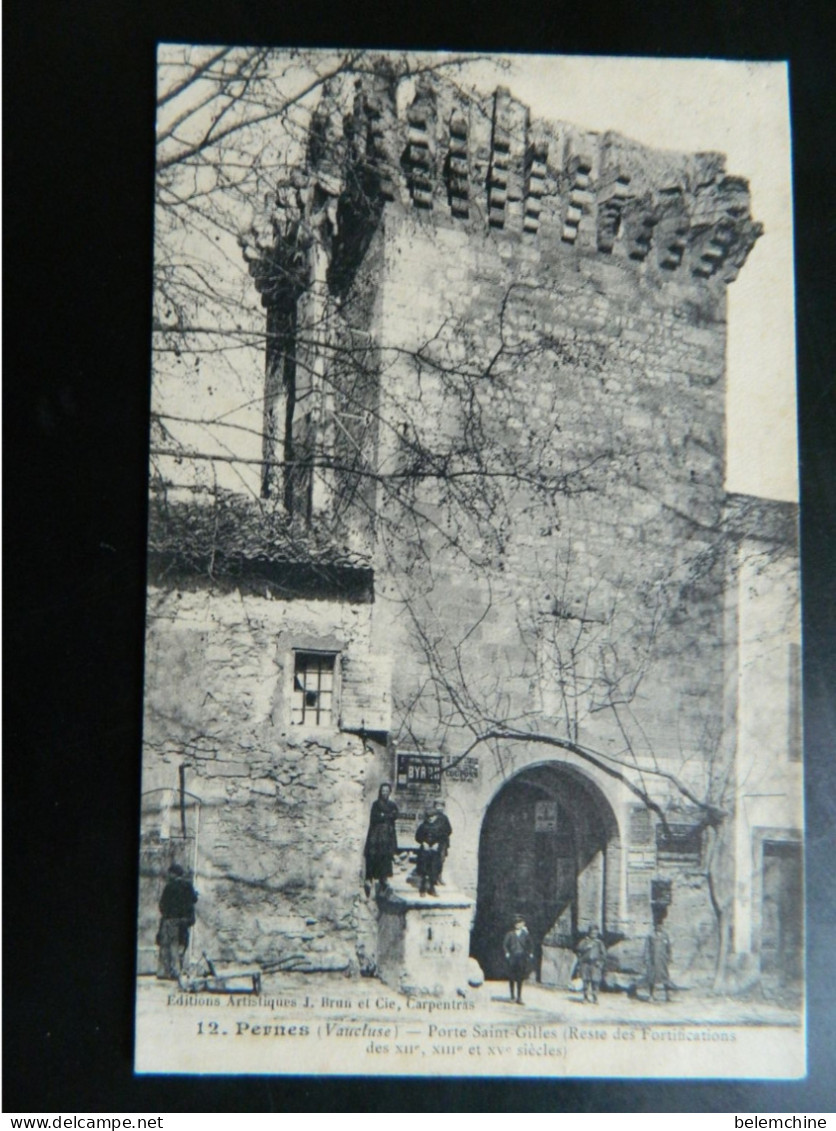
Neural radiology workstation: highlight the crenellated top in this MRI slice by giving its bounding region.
[242,68,762,302]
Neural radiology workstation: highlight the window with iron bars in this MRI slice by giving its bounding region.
[291,651,337,727]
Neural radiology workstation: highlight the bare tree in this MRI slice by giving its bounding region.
[147,51,794,983]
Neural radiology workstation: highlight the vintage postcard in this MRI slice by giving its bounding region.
[135,48,802,1077]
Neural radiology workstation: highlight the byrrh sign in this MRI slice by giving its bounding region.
[395,752,442,792]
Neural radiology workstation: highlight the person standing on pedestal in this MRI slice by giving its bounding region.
[415,799,452,896]
[363,782,399,898]
[503,915,534,1004]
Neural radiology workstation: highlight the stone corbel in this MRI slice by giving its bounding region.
[687,176,762,283]
[240,174,313,310]
[523,137,548,234]
[654,187,690,271]
[596,168,633,253]
[403,83,438,210]
[620,193,657,262]
[446,109,470,219]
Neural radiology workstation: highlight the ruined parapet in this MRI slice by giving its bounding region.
[237,68,762,536]
[724,493,799,550]
[241,69,762,299]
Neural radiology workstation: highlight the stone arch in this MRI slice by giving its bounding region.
[470,759,622,982]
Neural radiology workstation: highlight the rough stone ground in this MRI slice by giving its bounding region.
[137,970,801,1029]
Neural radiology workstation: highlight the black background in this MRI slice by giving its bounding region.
[4,0,835,1112]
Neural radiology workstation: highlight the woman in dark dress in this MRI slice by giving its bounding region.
[363,783,399,897]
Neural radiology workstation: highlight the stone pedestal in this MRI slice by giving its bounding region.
[376,879,475,996]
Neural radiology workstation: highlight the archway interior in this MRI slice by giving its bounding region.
[471,763,619,981]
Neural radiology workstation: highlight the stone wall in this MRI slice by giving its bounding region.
[368,212,727,725]
[725,496,802,974]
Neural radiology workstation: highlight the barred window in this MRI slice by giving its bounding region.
[291,651,336,727]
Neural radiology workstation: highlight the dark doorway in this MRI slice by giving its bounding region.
[761,840,803,982]
[471,763,620,981]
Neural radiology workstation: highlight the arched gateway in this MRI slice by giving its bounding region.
[471,762,621,982]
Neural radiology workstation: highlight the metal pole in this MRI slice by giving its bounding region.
[189,798,201,969]
[179,763,187,839]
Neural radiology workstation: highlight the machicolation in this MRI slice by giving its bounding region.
[243,67,762,297]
